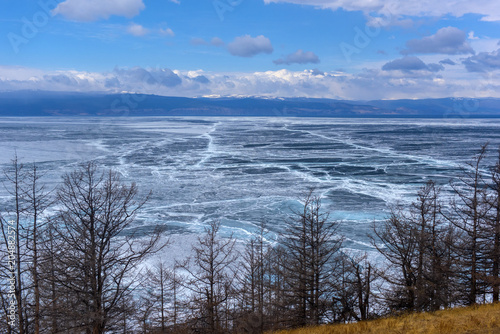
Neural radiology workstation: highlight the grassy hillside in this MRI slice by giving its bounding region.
[270,303,500,334]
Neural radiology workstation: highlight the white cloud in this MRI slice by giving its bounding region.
[382,56,444,73]
[160,28,175,37]
[463,49,500,72]
[468,31,479,40]
[469,38,500,54]
[263,0,500,24]
[274,50,320,65]
[403,27,474,55]
[0,65,46,81]
[227,35,274,57]
[53,0,145,22]
[127,23,149,36]
[440,58,456,66]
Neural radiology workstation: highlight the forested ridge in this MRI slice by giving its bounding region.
[2,92,500,118]
[1,144,500,333]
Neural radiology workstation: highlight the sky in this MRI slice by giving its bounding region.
[0,0,499,100]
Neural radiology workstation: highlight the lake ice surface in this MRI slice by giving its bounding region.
[2,117,500,256]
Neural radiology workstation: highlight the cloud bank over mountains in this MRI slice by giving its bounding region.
[1,64,499,100]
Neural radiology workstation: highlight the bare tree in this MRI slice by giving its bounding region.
[332,254,360,323]
[39,219,61,333]
[24,163,52,334]
[0,155,29,334]
[50,161,165,333]
[140,260,184,333]
[371,208,418,311]
[372,181,458,312]
[136,290,156,333]
[281,190,343,326]
[179,221,237,334]
[342,253,373,321]
[410,180,456,310]
[486,147,500,302]
[448,144,490,305]
[265,244,288,330]
[237,222,271,333]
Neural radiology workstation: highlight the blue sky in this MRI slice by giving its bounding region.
[0,0,499,99]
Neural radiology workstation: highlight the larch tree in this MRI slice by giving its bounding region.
[0,156,29,334]
[371,208,419,311]
[178,220,237,334]
[448,144,490,305]
[409,180,456,311]
[141,260,183,332]
[237,222,271,333]
[281,190,343,327]
[372,180,458,312]
[50,161,165,333]
[24,163,52,334]
[486,147,500,302]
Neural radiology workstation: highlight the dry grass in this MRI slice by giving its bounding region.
[269,303,500,334]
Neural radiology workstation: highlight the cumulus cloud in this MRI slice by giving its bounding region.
[262,0,500,23]
[44,74,80,87]
[113,67,182,87]
[382,56,444,73]
[192,75,210,84]
[463,49,500,72]
[403,27,474,55]
[468,31,479,40]
[311,68,325,76]
[274,49,320,65]
[227,35,273,57]
[127,23,149,37]
[439,58,456,65]
[53,0,145,22]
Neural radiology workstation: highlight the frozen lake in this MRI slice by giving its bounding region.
[2,117,500,253]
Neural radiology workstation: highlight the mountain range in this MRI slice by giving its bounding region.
[0,91,499,118]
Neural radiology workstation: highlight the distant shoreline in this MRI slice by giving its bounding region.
[1,92,499,118]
